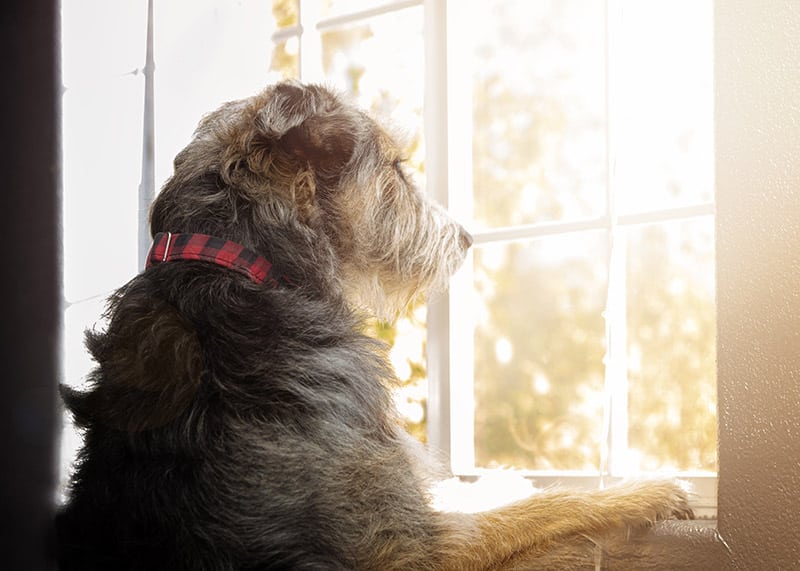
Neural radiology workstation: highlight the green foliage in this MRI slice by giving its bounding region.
[627,223,717,471]
[366,310,428,443]
[467,0,716,473]
[473,240,607,470]
[271,0,297,28]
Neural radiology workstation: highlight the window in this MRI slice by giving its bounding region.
[431,0,717,518]
[60,0,717,517]
[267,0,717,516]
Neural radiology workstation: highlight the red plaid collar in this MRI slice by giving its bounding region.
[146,232,293,288]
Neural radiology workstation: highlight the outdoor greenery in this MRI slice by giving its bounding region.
[627,222,716,471]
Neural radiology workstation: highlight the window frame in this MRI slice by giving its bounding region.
[418,0,718,516]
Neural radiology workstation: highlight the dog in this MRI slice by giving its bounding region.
[56,81,693,570]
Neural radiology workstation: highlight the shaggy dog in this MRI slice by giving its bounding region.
[57,82,692,570]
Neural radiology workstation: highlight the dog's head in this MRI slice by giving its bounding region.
[151,82,472,317]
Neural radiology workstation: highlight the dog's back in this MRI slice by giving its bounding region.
[57,246,449,568]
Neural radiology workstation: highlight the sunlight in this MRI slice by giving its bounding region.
[430,471,538,514]
[494,338,513,365]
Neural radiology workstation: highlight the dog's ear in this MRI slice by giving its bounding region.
[280,116,358,182]
[256,83,359,184]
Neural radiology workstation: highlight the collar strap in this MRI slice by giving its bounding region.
[146,232,293,288]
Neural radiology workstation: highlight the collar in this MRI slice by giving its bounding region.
[146,232,293,288]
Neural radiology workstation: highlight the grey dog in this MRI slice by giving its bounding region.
[57,82,692,570]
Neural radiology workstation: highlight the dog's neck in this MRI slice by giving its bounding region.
[146,232,294,288]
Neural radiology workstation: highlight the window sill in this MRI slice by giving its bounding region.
[502,520,730,570]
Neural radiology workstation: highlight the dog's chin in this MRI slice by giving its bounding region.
[343,278,418,323]
[344,258,469,323]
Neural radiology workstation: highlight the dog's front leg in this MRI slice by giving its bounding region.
[434,480,693,570]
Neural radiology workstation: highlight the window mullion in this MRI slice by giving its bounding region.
[423,0,452,462]
[444,0,476,474]
[298,0,324,82]
[601,0,630,483]
[316,0,423,31]
[603,229,630,479]
[424,0,477,473]
[138,0,156,270]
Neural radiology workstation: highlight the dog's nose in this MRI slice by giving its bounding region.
[459,226,474,249]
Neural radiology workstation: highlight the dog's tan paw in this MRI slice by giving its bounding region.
[598,479,695,530]
[632,479,695,523]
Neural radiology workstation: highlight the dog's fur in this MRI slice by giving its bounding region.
[57,82,692,570]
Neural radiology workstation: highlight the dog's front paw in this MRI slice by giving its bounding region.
[598,479,695,530]
[630,479,695,523]
[666,485,695,521]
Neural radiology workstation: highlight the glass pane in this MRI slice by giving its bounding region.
[321,6,425,169]
[269,0,299,80]
[474,233,608,470]
[269,38,300,80]
[627,218,716,471]
[62,79,141,302]
[472,0,607,228]
[271,0,298,28]
[613,1,714,213]
[369,306,429,443]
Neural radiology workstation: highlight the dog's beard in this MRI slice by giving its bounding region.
[345,200,470,321]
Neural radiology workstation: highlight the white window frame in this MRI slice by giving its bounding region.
[423,0,717,516]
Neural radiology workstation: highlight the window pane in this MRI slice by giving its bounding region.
[613,0,714,213]
[627,218,716,471]
[474,233,607,470]
[269,1,299,80]
[271,0,298,28]
[472,0,607,229]
[370,307,429,442]
[62,80,142,302]
[270,38,300,80]
[320,6,425,168]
